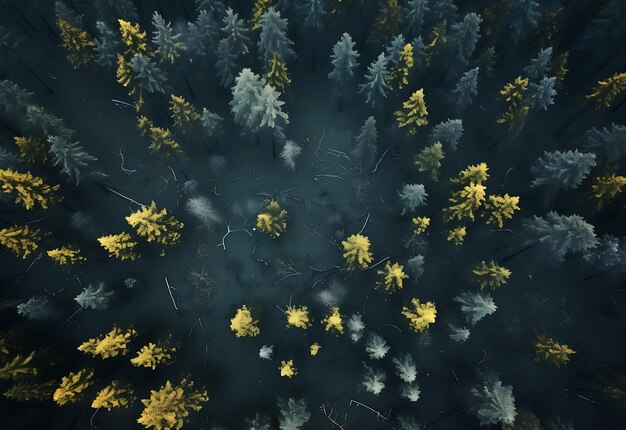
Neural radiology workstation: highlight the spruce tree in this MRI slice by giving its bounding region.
[151,11,186,63]
[530,150,596,191]
[329,33,359,108]
[359,53,389,108]
[351,116,378,169]
[449,12,482,63]
[404,0,430,36]
[526,76,557,111]
[453,67,479,109]
[258,9,295,63]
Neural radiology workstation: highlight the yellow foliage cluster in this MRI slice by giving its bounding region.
[341,234,373,270]
[116,53,139,95]
[0,352,37,380]
[553,51,569,88]
[118,19,150,55]
[97,232,140,261]
[586,71,626,109]
[137,116,182,159]
[92,381,135,410]
[484,194,520,228]
[256,200,288,238]
[57,19,95,68]
[452,163,489,185]
[472,260,511,290]
[131,343,176,370]
[138,379,208,430]
[371,0,402,45]
[446,182,486,222]
[592,175,626,207]
[388,43,414,90]
[376,261,409,292]
[427,20,448,55]
[126,201,184,246]
[0,225,42,259]
[78,327,137,359]
[0,168,61,210]
[395,89,429,135]
[414,142,445,180]
[285,306,311,329]
[322,307,344,334]
[412,216,430,235]
[13,136,49,164]
[53,369,95,406]
[251,0,273,30]
[534,335,575,367]
[497,76,529,128]
[279,359,297,378]
[447,226,467,246]
[230,305,260,337]
[47,246,86,265]
[310,343,321,356]
[402,298,437,333]
[266,52,291,91]
[170,95,200,130]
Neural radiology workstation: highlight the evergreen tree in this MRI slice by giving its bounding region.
[523,212,598,262]
[386,35,406,65]
[187,9,220,58]
[470,375,517,426]
[351,116,378,168]
[47,136,98,185]
[395,89,429,133]
[526,76,557,111]
[130,53,167,94]
[151,12,186,64]
[509,0,540,43]
[583,234,626,271]
[200,108,223,138]
[453,67,479,109]
[579,0,626,56]
[195,0,227,17]
[17,296,56,320]
[530,150,596,191]
[329,33,360,107]
[449,12,482,62]
[277,398,311,430]
[430,0,458,23]
[583,123,626,164]
[371,0,402,45]
[523,47,552,79]
[301,0,326,32]
[359,53,389,108]
[215,38,240,88]
[454,291,497,325]
[94,21,120,67]
[404,0,430,36]
[429,119,463,151]
[258,9,295,63]
[221,7,250,54]
[230,68,265,134]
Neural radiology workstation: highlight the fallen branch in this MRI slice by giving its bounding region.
[164,277,179,311]
[321,404,345,430]
[217,225,253,250]
[364,256,389,271]
[371,145,392,174]
[349,400,390,420]
[358,212,371,234]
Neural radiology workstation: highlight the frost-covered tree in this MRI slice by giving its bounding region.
[329,33,359,106]
[412,36,428,72]
[527,76,557,111]
[583,123,626,164]
[215,38,240,88]
[17,295,56,320]
[454,291,497,325]
[429,119,463,151]
[230,68,264,134]
[401,383,421,402]
[186,9,220,58]
[94,21,119,67]
[258,9,295,63]
[523,212,598,262]
[583,234,626,271]
[246,414,271,430]
[449,13,482,62]
[348,313,365,342]
[453,67,479,110]
[362,364,386,395]
[509,0,540,44]
[365,334,390,360]
[469,375,517,426]
[280,140,302,170]
[523,47,552,79]
[259,345,274,360]
[301,0,326,32]
[430,0,458,22]
[351,116,377,168]
[255,84,289,140]
[404,0,429,36]
[200,108,223,137]
[152,12,185,63]
[399,184,428,213]
[407,255,425,281]
[74,283,114,310]
[530,150,596,191]
[195,0,226,16]
[130,53,167,94]
[385,35,406,65]
[449,324,470,342]
[277,398,310,430]
[185,196,221,229]
[392,354,417,382]
[359,53,389,108]
[47,136,98,185]
[221,7,250,54]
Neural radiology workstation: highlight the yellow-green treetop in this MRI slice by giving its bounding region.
[47,246,86,265]
[0,225,43,259]
[148,126,182,159]
[230,305,260,337]
[471,260,511,290]
[118,19,150,55]
[388,43,414,90]
[414,142,445,180]
[341,234,373,270]
[451,163,489,186]
[412,217,430,235]
[321,307,344,334]
[126,201,184,246]
[279,359,297,378]
[251,0,273,30]
[447,226,467,246]
[266,52,291,91]
[402,298,437,332]
[592,175,626,207]
[0,168,61,210]
[484,194,520,228]
[376,261,409,292]
[4,380,56,401]
[57,19,96,69]
[497,104,529,129]
[446,182,487,222]
[91,381,135,410]
[395,89,429,135]
[138,379,208,430]
[310,342,321,356]
[0,352,37,380]
[131,343,176,370]
[371,0,402,45]
[97,232,140,261]
[534,335,575,367]
[170,95,200,130]
[78,327,137,359]
[116,53,139,95]
[53,369,95,406]
[586,71,626,109]
[285,306,311,329]
[13,136,49,164]
[256,200,288,238]
[497,76,529,128]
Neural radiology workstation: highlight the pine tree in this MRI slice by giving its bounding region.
[0,225,42,259]
[0,352,37,379]
[414,142,445,180]
[351,116,378,169]
[257,9,295,63]
[526,76,557,111]
[47,246,85,265]
[388,43,414,90]
[251,0,273,30]
[404,0,430,36]
[279,359,298,378]
[497,76,529,129]
[359,53,389,108]
[509,0,540,44]
[329,33,360,105]
[452,162,489,185]
[285,306,311,329]
[215,37,240,88]
[592,175,626,207]
[94,21,119,67]
[453,67,479,109]
[13,136,49,164]
[47,136,98,184]
[138,379,208,430]
[321,307,344,334]
[118,19,150,55]
[131,342,176,369]
[376,261,409,292]
[531,150,596,191]
[523,47,552,79]
[586,72,626,109]
[221,7,250,54]
[429,119,463,151]
[130,53,167,94]
[449,12,482,62]
[445,182,486,222]
[151,12,186,63]
[447,226,466,245]
[126,201,184,246]
[395,89,429,133]
[0,169,60,210]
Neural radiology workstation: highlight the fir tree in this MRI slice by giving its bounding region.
[94,21,120,67]
[429,119,463,151]
[230,68,264,134]
[221,7,250,54]
[449,12,482,62]
[509,0,540,44]
[277,398,311,430]
[17,296,56,320]
[200,108,223,137]
[430,0,458,22]
[579,0,626,56]
[257,9,295,63]
[454,291,497,325]
[359,53,389,108]
[301,0,326,32]
[395,89,429,134]
[583,123,626,164]
[75,283,114,310]
[151,12,186,63]
[329,33,360,107]
[530,150,596,191]
[130,53,167,94]
[351,116,378,169]
[523,47,552,79]
[527,76,557,111]
[470,375,517,426]
[371,0,402,46]
[404,0,430,36]
[47,136,98,185]
[187,9,220,58]
[215,37,240,88]
[399,184,428,212]
[453,67,479,109]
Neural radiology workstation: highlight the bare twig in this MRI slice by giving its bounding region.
[358,212,370,234]
[118,148,137,174]
[164,277,179,311]
[364,256,389,271]
[103,185,144,206]
[371,145,392,174]
[321,404,345,430]
[349,400,390,421]
[217,225,253,250]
